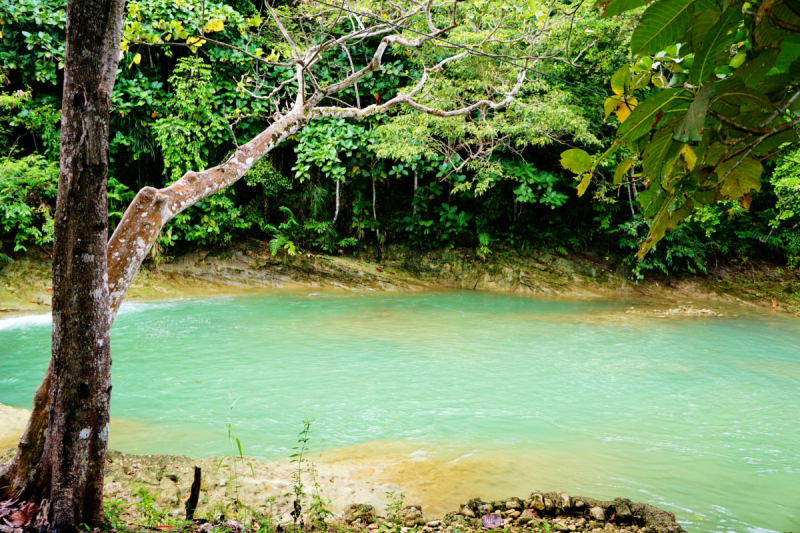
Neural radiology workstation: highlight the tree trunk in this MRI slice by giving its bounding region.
[332,179,341,224]
[413,171,418,214]
[0,1,125,530]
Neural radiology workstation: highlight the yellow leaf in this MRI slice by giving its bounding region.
[577,173,592,197]
[151,111,157,118]
[615,97,637,123]
[204,18,224,33]
[352,166,360,173]
[133,53,141,65]
[680,145,697,170]
[604,96,621,121]
[0,30,3,39]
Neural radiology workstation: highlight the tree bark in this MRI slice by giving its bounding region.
[0,1,125,531]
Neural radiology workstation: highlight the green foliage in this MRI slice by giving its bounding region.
[102,498,128,531]
[131,484,170,528]
[563,0,800,261]
[293,119,372,184]
[0,154,58,252]
[153,57,229,181]
[2,0,798,276]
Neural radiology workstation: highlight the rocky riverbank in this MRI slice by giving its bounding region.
[0,448,686,533]
[1,243,798,317]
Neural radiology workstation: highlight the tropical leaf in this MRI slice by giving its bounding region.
[613,158,637,184]
[735,49,780,87]
[617,97,638,122]
[577,173,593,196]
[631,0,695,56]
[690,6,721,54]
[713,82,772,107]
[673,81,715,142]
[690,7,743,84]
[617,89,687,143]
[718,156,762,198]
[642,128,677,180]
[638,186,667,218]
[561,149,593,173]
[596,0,652,18]
[611,64,631,95]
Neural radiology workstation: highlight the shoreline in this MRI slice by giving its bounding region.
[0,443,687,533]
[2,244,798,318]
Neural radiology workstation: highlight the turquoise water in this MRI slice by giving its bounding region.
[1,290,799,532]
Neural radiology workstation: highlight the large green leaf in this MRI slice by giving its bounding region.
[638,186,667,218]
[596,0,652,18]
[613,158,637,184]
[561,149,593,173]
[718,156,762,198]
[631,0,695,55]
[690,7,743,84]
[774,35,800,73]
[673,81,715,142]
[754,129,800,156]
[618,89,688,144]
[643,128,678,180]
[690,6,721,54]
[712,77,773,107]
[735,50,780,87]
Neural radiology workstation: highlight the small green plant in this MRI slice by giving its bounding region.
[287,418,314,524]
[384,491,406,526]
[102,497,127,530]
[215,391,256,523]
[131,484,169,528]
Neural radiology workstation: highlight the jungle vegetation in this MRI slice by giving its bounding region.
[0,0,798,280]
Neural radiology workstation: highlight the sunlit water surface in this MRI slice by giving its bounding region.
[1,291,798,533]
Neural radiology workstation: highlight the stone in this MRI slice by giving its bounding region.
[478,503,494,515]
[505,497,523,510]
[507,511,521,519]
[530,492,545,511]
[557,492,571,509]
[574,500,585,509]
[426,520,442,527]
[461,506,476,518]
[103,482,123,495]
[590,507,605,521]
[398,505,425,527]
[613,499,633,523]
[344,504,377,524]
[544,499,554,511]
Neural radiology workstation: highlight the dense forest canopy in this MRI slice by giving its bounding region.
[0,0,799,277]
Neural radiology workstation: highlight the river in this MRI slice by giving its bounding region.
[1,290,798,532]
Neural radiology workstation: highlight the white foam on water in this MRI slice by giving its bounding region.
[0,312,52,331]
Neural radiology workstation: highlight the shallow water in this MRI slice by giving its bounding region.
[1,290,799,532]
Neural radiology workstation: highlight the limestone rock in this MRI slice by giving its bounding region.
[505,497,523,510]
[590,507,605,521]
[398,505,425,527]
[529,491,545,511]
[344,504,377,524]
[557,492,571,509]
